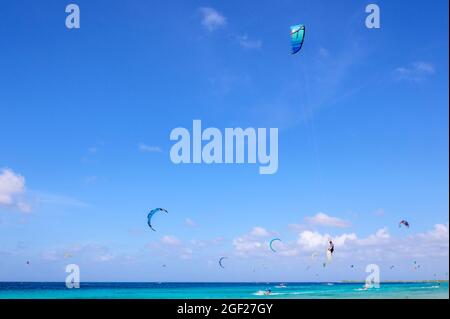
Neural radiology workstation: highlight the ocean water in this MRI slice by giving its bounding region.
[0,282,448,299]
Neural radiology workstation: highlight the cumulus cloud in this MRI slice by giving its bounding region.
[417,223,449,241]
[199,7,226,31]
[305,212,351,228]
[233,227,278,256]
[394,62,435,82]
[233,236,264,255]
[357,228,390,246]
[297,230,356,251]
[294,224,449,261]
[0,168,30,213]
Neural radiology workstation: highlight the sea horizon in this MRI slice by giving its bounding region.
[1,281,448,299]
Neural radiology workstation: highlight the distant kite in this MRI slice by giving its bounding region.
[219,257,228,269]
[269,238,282,252]
[399,220,410,228]
[290,24,305,54]
[147,208,168,231]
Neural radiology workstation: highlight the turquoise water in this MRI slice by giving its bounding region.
[0,282,448,299]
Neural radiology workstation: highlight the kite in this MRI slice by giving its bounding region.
[290,24,305,54]
[147,208,168,231]
[219,257,227,269]
[399,220,410,228]
[269,238,282,252]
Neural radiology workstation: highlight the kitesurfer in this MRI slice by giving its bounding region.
[328,240,334,254]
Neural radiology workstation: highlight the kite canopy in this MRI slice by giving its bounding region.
[269,238,282,252]
[219,257,227,269]
[147,208,168,231]
[290,24,305,54]
[399,220,410,228]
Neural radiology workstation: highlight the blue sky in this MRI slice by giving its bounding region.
[0,0,448,282]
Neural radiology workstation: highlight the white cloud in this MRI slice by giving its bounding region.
[0,168,30,213]
[249,226,270,237]
[0,169,25,205]
[233,236,264,255]
[161,235,181,246]
[237,35,262,50]
[357,227,390,246]
[232,227,278,256]
[185,218,196,227]
[333,233,358,246]
[394,62,435,82]
[294,224,449,261]
[297,230,329,251]
[417,223,449,241]
[199,7,226,31]
[305,212,350,228]
[139,143,162,153]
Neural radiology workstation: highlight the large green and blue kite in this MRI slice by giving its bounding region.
[290,24,305,54]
